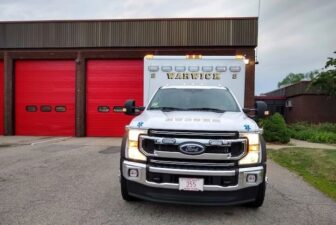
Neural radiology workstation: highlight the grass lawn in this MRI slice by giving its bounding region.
[269,147,336,201]
[288,122,336,144]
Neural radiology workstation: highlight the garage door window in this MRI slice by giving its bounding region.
[55,106,67,112]
[98,106,110,113]
[40,105,52,112]
[26,105,37,112]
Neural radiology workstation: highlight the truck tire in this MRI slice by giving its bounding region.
[120,175,137,201]
[246,181,266,208]
[120,135,137,201]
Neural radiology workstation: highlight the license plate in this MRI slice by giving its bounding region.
[179,178,204,191]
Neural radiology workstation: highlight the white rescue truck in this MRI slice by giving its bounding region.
[114,55,268,207]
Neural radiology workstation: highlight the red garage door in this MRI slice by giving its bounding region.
[87,60,143,136]
[0,61,3,135]
[15,60,75,136]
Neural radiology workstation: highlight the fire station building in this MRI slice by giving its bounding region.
[0,18,258,137]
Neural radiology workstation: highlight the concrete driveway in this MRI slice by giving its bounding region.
[0,136,335,225]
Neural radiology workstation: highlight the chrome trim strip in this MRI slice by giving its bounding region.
[150,159,235,167]
[122,161,147,182]
[122,160,264,191]
[149,130,236,137]
[239,166,264,172]
[149,166,236,176]
[154,151,233,160]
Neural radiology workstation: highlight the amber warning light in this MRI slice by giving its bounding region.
[186,54,202,59]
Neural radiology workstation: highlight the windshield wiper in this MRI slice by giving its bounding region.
[185,108,226,113]
[149,107,186,112]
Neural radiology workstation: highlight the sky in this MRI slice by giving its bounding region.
[0,0,335,94]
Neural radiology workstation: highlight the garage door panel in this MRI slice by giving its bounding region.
[87,60,143,137]
[0,61,3,135]
[15,60,75,136]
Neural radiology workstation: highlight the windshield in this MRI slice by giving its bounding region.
[148,88,240,112]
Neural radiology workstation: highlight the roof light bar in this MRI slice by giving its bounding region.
[186,54,202,59]
[145,54,154,59]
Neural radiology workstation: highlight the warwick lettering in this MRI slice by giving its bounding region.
[167,72,221,80]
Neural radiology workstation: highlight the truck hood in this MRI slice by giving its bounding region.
[129,110,259,132]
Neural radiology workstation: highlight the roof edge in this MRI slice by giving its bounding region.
[0,17,258,24]
[263,80,311,95]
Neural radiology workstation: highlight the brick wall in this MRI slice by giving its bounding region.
[285,95,336,123]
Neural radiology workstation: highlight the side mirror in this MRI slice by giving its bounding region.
[255,101,269,119]
[113,99,145,115]
[124,99,136,115]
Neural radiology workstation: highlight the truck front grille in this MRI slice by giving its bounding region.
[142,139,244,157]
[139,130,247,161]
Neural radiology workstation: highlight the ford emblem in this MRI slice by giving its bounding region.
[179,143,205,155]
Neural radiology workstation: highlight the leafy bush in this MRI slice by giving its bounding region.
[316,123,336,133]
[261,113,290,143]
[288,122,336,144]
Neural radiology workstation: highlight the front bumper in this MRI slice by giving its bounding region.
[122,160,264,191]
[125,179,260,205]
[122,160,265,205]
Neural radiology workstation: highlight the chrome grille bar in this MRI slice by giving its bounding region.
[149,166,236,176]
[150,159,235,167]
[149,130,236,137]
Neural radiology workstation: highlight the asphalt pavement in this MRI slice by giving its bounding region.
[0,136,335,225]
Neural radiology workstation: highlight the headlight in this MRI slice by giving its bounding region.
[127,129,147,161]
[239,133,261,165]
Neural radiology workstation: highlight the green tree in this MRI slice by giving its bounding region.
[310,53,336,96]
[278,73,305,88]
[305,70,319,80]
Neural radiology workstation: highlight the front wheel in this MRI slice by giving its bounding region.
[246,181,266,208]
[120,175,137,201]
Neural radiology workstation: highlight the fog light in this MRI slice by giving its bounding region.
[129,169,139,178]
[246,174,257,183]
